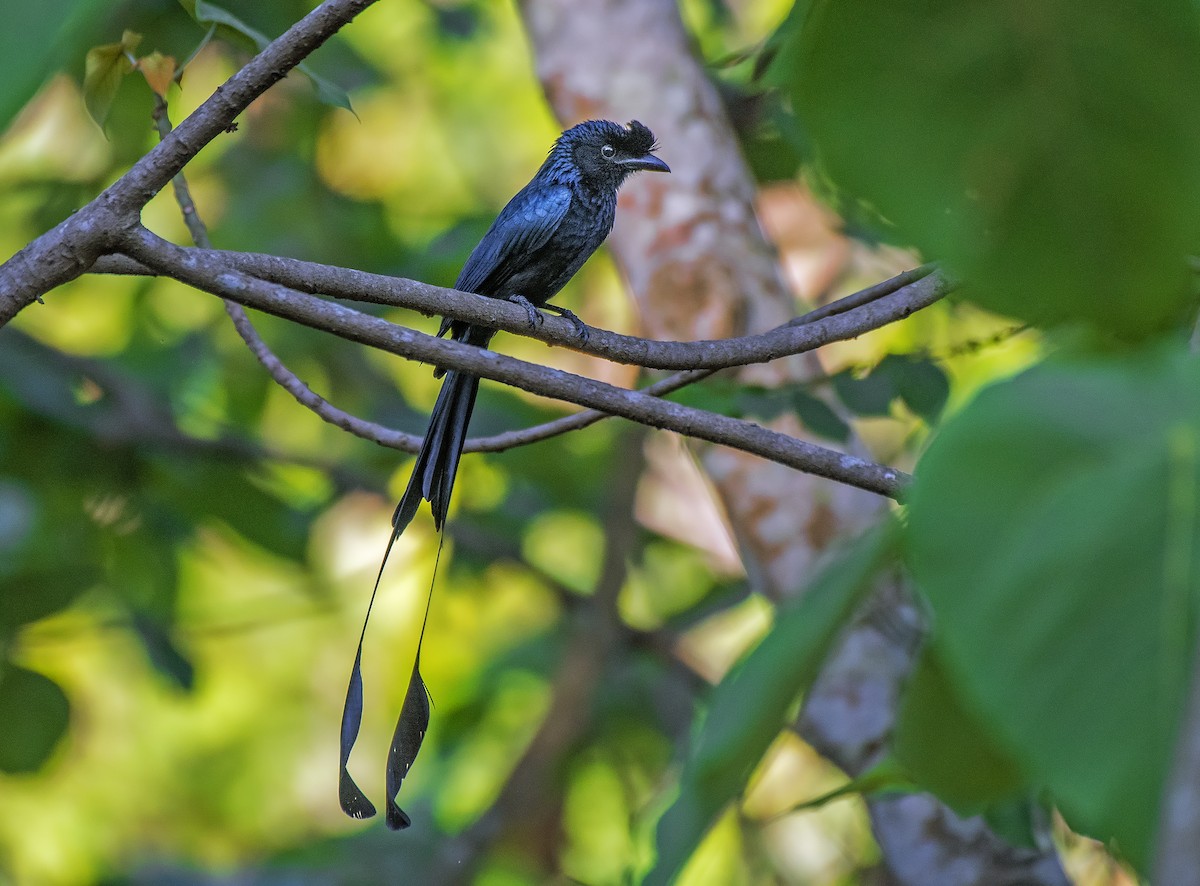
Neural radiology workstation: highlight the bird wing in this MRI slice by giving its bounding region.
[454,181,573,296]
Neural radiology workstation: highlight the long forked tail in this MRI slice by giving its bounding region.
[338,368,481,827]
[392,368,481,535]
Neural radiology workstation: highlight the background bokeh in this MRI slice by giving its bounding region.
[0,1,1138,883]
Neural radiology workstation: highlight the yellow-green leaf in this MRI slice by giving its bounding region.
[83,31,142,128]
[137,51,176,98]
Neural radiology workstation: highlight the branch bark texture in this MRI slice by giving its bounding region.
[92,249,950,373]
[120,226,910,499]
[0,0,379,325]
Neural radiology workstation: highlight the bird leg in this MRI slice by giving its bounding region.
[506,294,545,329]
[540,303,590,343]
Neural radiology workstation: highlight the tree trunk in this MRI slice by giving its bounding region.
[519,1,1070,882]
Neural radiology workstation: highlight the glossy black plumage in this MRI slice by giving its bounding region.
[339,120,668,828]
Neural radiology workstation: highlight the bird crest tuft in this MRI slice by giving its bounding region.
[555,119,659,155]
[621,120,658,155]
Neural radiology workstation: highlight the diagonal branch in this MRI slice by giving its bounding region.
[121,225,911,500]
[109,0,378,214]
[0,0,378,324]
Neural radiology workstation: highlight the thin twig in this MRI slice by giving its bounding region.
[150,94,368,455]
[473,265,941,451]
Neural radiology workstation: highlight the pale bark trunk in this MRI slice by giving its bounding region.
[520,1,1070,882]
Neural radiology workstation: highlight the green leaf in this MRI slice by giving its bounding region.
[756,0,813,85]
[880,355,950,423]
[647,518,899,886]
[0,0,112,134]
[83,30,141,129]
[783,758,916,814]
[669,380,743,417]
[893,646,1027,815]
[786,0,1200,339]
[735,386,790,421]
[831,368,894,417]
[0,664,69,773]
[791,389,850,442]
[131,613,195,692]
[187,0,354,114]
[983,795,1050,852]
[156,459,309,561]
[906,342,1200,874]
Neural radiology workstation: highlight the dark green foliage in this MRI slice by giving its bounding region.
[0,0,111,132]
[756,0,1200,873]
[893,647,1027,815]
[906,344,1200,872]
[785,0,1200,339]
[0,664,70,773]
[647,519,898,885]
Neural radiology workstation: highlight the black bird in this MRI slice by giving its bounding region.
[339,119,669,829]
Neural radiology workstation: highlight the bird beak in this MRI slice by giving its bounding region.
[619,154,671,174]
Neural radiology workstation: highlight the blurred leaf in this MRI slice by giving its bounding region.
[790,389,850,442]
[674,382,850,442]
[0,562,98,635]
[647,518,898,886]
[137,51,176,98]
[830,367,894,417]
[784,757,914,813]
[755,0,812,84]
[983,795,1050,852]
[786,0,1200,338]
[186,0,354,114]
[883,355,950,423]
[906,342,1200,874]
[0,664,69,773]
[734,386,790,422]
[669,380,743,417]
[893,646,1027,815]
[430,3,481,40]
[0,470,102,633]
[0,0,112,133]
[157,459,308,561]
[83,30,141,128]
[131,613,196,691]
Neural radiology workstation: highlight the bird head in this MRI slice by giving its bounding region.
[556,119,670,190]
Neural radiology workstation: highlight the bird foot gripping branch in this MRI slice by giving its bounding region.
[505,292,593,342]
[506,292,547,327]
[338,119,668,829]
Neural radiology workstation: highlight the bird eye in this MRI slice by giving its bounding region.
[601,144,616,159]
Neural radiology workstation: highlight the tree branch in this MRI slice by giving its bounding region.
[93,251,939,454]
[90,248,951,372]
[0,0,378,325]
[119,225,911,499]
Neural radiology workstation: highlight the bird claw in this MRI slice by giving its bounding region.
[506,294,544,328]
[544,304,590,344]
[506,296,590,343]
